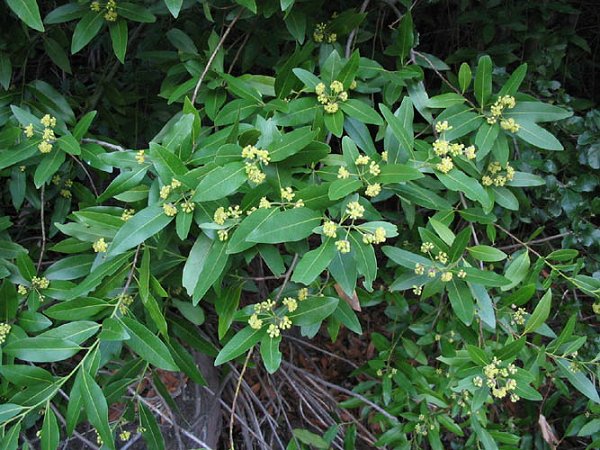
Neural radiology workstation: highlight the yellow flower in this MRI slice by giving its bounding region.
[420,242,434,253]
[135,150,145,164]
[93,238,108,253]
[323,221,338,238]
[414,263,425,275]
[412,285,422,295]
[440,272,453,282]
[457,269,467,279]
[242,145,257,159]
[279,316,292,330]
[315,83,326,95]
[24,124,34,138]
[60,189,72,198]
[381,151,388,162]
[41,114,56,128]
[267,324,280,338]
[365,183,381,197]
[493,175,507,187]
[217,229,228,241]
[162,203,177,217]
[159,185,171,199]
[338,91,348,102]
[345,201,364,220]
[500,118,520,133]
[435,251,448,264]
[280,187,295,201]
[473,376,483,387]
[170,178,182,189]
[324,102,339,114]
[121,209,135,221]
[259,197,271,209]
[38,141,53,153]
[282,297,298,312]
[500,95,516,108]
[335,240,351,253]
[368,161,381,176]
[449,143,464,156]
[355,155,370,165]
[436,157,454,173]
[349,80,357,90]
[464,145,476,160]
[337,166,350,179]
[330,80,344,94]
[105,10,118,21]
[90,1,101,12]
[248,314,263,330]
[245,162,266,184]
[181,201,195,213]
[433,139,449,156]
[298,288,308,301]
[327,33,337,43]
[0,323,11,344]
[435,120,452,133]
[31,276,50,289]
[17,285,28,295]
[119,431,131,442]
[482,175,493,186]
[42,128,55,141]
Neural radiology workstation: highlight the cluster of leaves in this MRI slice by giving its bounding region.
[0,1,598,449]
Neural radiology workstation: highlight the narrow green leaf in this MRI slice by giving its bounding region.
[71,11,104,54]
[288,296,338,326]
[214,326,266,366]
[292,239,336,285]
[467,245,507,262]
[120,317,178,371]
[7,0,44,31]
[260,335,282,374]
[474,55,492,107]
[524,289,552,334]
[80,370,115,449]
[109,18,128,63]
[447,279,474,325]
[108,205,173,256]
[247,208,321,244]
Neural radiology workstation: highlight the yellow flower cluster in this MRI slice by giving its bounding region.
[93,238,108,253]
[337,166,350,179]
[440,271,453,282]
[242,145,269,184]
[481,161,515,187]
[181,200,195,213]
[436,156,454,174]
[248,298,293,339]
[31,276,50,289]
[323,221,338,238]
[345,201,364,220]
[213,205,242,226]
[0,323,11,344]
[118,294,134,315]
[420,241,435,253]
[414,263,425,275]
[18,285,28,295]
[121,209,135,221]
[298,288,308,301]
[135,150,145,164]
[280,187,295,201]
[435,251,448,264]
[160,178,183,200]
[362,227,386,244]
[413,415,434,437]
[510,305,527,326]
[282,297,298,312]
[365,183,381,198]
[119,431,131,442]
[412,285,422,295]
[483,357,519,401]
[25,114,57,153]
[217,230,228,241]
[315,80,348,114]
[313,23,336,43]
[335,239,351,253]
[248,314,263,329]
[91,1,118,22]
[162,203,177,217]
[487,95,518,132]
[435,120,452,133]
[457,269,467,278]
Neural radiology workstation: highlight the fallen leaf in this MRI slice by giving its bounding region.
[538,414,559,450]
[334,283,361,311]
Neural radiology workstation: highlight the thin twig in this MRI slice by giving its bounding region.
[459,192,483,268]
[227,32,250,74]
[128,388,214,450]
[229,348,253,450]
[274,254,299,302]
[498,232,571,251]
[192,9,243,104]
[345,0,371,58]
[81,138,127,152]
[69,154,99,197]
[36,185,46,271]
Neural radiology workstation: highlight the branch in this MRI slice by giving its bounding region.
[36,185,46,272]
[81,138,127,152]
[191,9,243,104]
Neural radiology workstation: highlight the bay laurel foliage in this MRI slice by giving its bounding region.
[0,0,598,449]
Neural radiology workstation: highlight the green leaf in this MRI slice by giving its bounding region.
[498,63,527,96]
[163,0,183,18]
[506,171,545,187]
[0,365,54,386]
[0,423,21,450]
[348,232,377,291]
[467,245,507,262]
[235,0,257,13]
[98,166,148,202]
[492,186,519,210]
[192,239,229,304]
[57,133,81,155]
[293,429,329,449]
[0,404,23,423]
[260,335,282,374]
[7,0,44,31]
[222,73,262,103]
[556,359,600,404]
[214,326,266,366]
[429,218,455,246]
[99,317,130,341]
[376,164,423,184]
[396,11,414,63]
[292,239,336,285]
[474,123,499,160]
[247,208,321,244]
[227,208,279,254]
[4,337,80,362]
[449,227,471,262]
[382,246,432,269]
[328,178,362,200]
[34,150,66,188]
[427,93,466,108]
[41,408,60,450]
[268,127,317,162]
[120,317,178,371]
[333,299,362,334]
[71,11,104,54]
[192,161,247,202]
[340,99,383,125]
[547,249,578,262]
[108,205,173,256]
[80,370,115,449]
[139,403,165,450]
[458,63,471,93]
[474,55,492,107]
[524,289,552,334]
[379,104,414,157]
[65,252,131,300]
[515,120,563,151]
[505,102,572,123]
[45,297,111,320]
[288,296,338,326]
[117,3,156,23]
[109,19,128,63]
[148,142,190,187]
[437,170,491,209]
[463,267,510,287]
[44,38,72,73]
[502,251,530,291]
[447,279,474,325]
[324,110,344,137]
